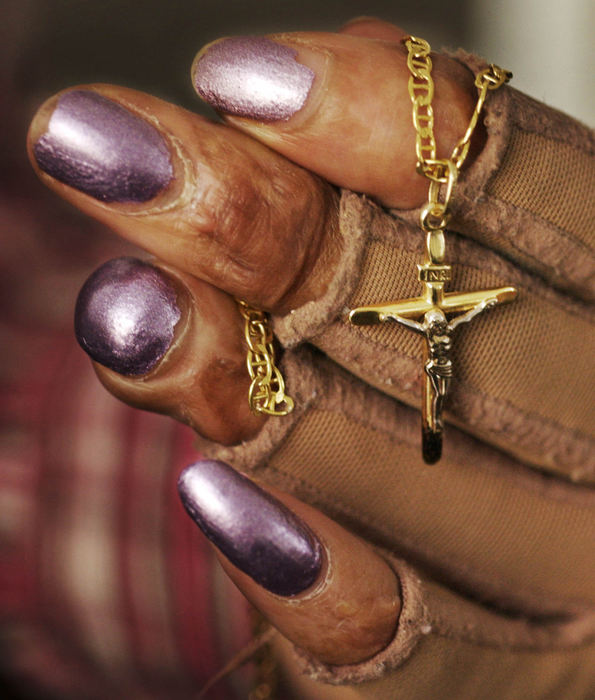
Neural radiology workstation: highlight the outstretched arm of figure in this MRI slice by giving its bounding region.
[448,297,498,331]
[384,313,425,334]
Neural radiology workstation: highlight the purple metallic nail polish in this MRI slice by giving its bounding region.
[75,257,181,376]
[33,90,173,202]
[178,460,323,597]
[193,36,314,122]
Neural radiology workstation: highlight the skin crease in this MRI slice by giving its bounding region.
[94,271,401,665]
[26,18,595,697]
[31,20,478,452]
[58,48,476,447]
[27,85,341,315]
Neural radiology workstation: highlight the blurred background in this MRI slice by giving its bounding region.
[6,0,595,122]
[0,1,592,698]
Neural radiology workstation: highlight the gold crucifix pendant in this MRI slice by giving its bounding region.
[349,234,516,464]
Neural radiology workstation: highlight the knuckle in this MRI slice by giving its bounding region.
[184,136,331,306]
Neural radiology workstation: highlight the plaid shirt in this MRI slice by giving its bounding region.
[0,232,255,698]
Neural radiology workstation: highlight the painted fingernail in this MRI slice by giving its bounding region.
[192,36,314,122]
[178,460,323,597]
[33,90,173,203]
[75,257,181,376]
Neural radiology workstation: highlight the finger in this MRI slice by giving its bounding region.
[191,28,477,208]
[178,459,400,666]
[74,256,264,445]
[338,16,408,42]
[27,86,340,313]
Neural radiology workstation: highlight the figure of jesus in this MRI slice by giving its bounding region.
[384,297,498,462]
[350,269,516,463]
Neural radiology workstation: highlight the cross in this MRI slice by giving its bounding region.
[349,260,517,464]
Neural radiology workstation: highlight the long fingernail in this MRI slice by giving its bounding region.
[33,90,173,203]
[75,257,181,376]
[192,36,314,122]
[178,460,323,596]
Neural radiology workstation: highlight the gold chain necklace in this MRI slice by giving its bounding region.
[350,36,517,463]
[237,299,294,417]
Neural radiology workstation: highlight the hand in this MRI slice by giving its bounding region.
[27,18,479,442]
[27,17,594,696]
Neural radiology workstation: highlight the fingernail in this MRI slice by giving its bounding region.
[33,90,173,203]
[192,36,314,122]
[75,257,181,376]
[178,460,323,596]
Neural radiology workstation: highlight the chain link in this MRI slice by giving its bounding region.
[237,300,294,417]
[404,36,438,173]
[403,35,511,250]
[450,64,513,170]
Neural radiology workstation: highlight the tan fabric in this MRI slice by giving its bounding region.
[353,637,595,700]
[201,53,595,698]
[280,194,594,481]
[346,236,592,438]
[200,349,595,617]
[269,409,595,610]
[277,631,595,700]
[446,50,595,304]
[488,129,595,249]
[293,560,595,699]
[273,63,595,481]
[199,349,595,697]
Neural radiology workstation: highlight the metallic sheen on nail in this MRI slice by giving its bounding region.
[33,90,173,202]
[74,257,181,376]
[178,460,323,597]
[193,36,314,122]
